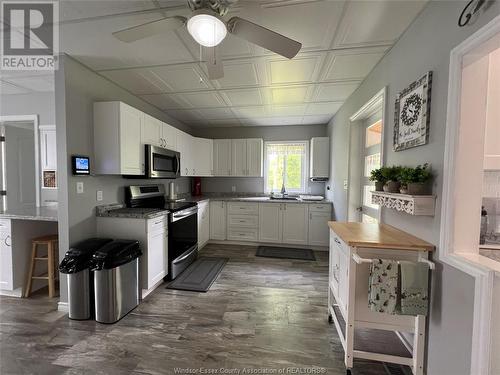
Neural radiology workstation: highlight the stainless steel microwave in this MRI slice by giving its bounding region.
[146,145,180,179]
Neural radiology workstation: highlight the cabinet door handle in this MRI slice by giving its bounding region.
[334,238,341,246]
[4,235,11,247]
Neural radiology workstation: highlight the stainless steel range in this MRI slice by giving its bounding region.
[125,185,198,280]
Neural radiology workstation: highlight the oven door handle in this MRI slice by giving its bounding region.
[171,207,197,222]
[172,245,197,264]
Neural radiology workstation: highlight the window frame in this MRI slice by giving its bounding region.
[263,140,309,194]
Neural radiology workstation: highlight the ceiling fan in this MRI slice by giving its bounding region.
[113,0,302,80]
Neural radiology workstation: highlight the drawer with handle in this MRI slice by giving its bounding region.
[227,228,258,242]
[147,216,168,233]
[308,203,332,213]
[331,233,348,255]
[227,214,258,228]
[227,202,259,215]
[0,219,11,232]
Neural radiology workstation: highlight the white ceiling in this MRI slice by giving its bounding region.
[1,0,427,128]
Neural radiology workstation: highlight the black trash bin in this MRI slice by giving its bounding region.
[90,240,142,324]
[59,238,113,320]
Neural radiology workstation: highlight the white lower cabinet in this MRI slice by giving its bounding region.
[308,204,332,247]
[198,201,210,249]
[209,201,226,240]
[282,204,309,246]
[0,223,13,291]
[227,202,258,241]
[97,215,168,297]
[258,203,282,243]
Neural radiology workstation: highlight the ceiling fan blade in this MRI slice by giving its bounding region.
[203,46,224,80]
[113,16,186,42]
[227,17,301,59]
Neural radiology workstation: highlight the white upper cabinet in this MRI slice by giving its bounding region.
[194,138,213,177]
[177,131,193,176]
[246,138,263,177]
[310,137,330,180]
[39,126,57,171]
[231,139,247,176]
[141,114,162,147]
[94,101,144,175]
[282,203,309,246]
[485,52,500,170]
[213,139,232,176]
[162,123,177,151]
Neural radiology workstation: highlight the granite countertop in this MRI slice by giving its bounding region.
[0,205,58,222]
[96,204,170,219]
[182,194,332,204]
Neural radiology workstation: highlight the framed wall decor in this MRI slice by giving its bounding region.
[393,71,432,151]
[43,170,57,189]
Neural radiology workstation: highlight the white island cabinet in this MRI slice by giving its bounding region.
[97,215,168,298]
[328,222,435,375]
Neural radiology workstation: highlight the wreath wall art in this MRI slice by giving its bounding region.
[393,71,432,151]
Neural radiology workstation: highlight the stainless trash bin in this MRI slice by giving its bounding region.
[90,240,142,324]
[59,238,113,320]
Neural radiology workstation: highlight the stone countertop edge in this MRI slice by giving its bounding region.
[186,196,332,204]
[95,204,170,220]
[0,207,58,222]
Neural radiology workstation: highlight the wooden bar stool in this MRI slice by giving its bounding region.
[25,234,59,298]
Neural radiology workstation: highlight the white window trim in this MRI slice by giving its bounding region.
[440,14,500,375]
[263,140,309,194]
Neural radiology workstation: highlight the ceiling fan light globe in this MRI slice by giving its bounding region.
[187,13,227,47]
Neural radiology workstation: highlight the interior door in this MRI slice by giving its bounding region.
[3,125,36,210]
[359,113,383,223]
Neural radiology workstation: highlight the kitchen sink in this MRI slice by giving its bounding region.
[270,195,299,201]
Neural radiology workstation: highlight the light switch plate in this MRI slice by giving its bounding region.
[343,180,348,190]
[96,190,103,201]
[76,182,84,194]
[231,186,236,192]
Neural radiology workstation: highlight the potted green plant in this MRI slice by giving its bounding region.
[369,168,386,191]
[381,166,402,193]
[398,163,433,195]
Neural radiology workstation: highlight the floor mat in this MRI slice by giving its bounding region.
[166,257,228,292]
[256,246,316,261]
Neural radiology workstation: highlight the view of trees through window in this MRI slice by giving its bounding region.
[265,142,306,193]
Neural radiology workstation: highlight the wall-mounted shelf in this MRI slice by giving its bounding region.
[371,191,436,216]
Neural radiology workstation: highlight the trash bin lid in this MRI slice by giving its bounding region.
[59,238,113,274]
[90,240,142,270]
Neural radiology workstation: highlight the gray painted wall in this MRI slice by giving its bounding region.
[193,124,328,195]
[326,2,499,374]
[55,55,192,303]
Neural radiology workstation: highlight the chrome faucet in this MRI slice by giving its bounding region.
[280,182,286,196]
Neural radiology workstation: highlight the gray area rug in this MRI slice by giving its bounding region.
[256,246,316,261]
[166,257,228,292]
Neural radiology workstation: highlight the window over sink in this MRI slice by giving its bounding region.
[264,141,307,194]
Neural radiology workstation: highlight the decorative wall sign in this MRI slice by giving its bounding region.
[43,170,57,188]
[393,71,432,152]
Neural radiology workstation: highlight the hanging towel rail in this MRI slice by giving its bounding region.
[352,253,435,270]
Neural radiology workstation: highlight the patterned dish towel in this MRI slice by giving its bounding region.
[399,261,429,316]
[368,259,399,314]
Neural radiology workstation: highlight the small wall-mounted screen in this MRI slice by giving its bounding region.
[72,156,90,175]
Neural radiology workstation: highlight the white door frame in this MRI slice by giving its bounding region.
[347,87,387,222]
[440,14,500,375]
[0,115,41,207]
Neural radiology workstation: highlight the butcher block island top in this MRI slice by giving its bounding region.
[328,222,435,252]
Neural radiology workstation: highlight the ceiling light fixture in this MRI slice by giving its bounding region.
[187,11,227,47]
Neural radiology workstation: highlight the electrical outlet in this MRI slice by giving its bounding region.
[96,190,103,201]
[343,180,348,190]
[231,186,236,192]
[76,182,84,194]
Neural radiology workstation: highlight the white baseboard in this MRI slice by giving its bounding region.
[0,288,23,297]
[57,301,69,312]
[207,240,329,251]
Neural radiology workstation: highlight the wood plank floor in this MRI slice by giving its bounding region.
[0,243,405,374]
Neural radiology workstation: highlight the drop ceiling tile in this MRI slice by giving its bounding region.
[305,102,343,116]
[268,105,307,117]
[334,0,427,48]
[232,106,269,118]
[61,13,194,70]
[271,86,310,105]
[322,50,386,81]
[60,0,157,22]
[0,81,31,95]
[179,92,226,108]
[196,107,235,120]
[212,61,260,89]
[165,109,203,122]
[220,88,263,107]
[302,114,334,125]
[314,82,360,102]
[140,93,190,110]
[268,55,323,85]
[179,31,255,60]
[259,0,345,52]
[149,65,211,92]
[242,117,303,126]
[101,69,172,95]
[208,119,242,127]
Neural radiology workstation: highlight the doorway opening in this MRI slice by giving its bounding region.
[347,87,386,223]
[0,115,41,211]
